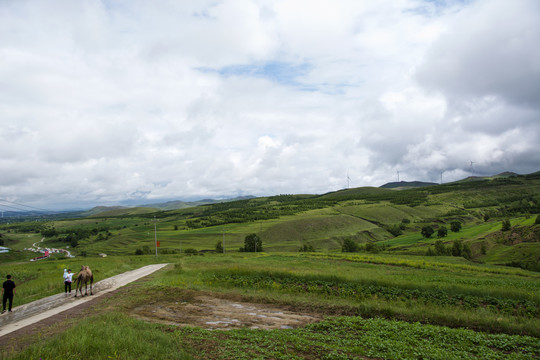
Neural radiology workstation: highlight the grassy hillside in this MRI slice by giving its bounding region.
[1,172,539,270]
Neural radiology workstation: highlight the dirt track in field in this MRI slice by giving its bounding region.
[131,294,323,330]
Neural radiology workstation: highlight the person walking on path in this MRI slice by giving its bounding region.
[2,274,16,313]
[64,269,73,294]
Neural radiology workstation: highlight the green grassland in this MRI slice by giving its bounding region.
[0,173,539,358]
[1,253,539,359]
[1,173,539,264]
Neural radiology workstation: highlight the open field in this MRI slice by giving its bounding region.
[0,253,538,359]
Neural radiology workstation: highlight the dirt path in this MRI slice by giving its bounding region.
[131,293,323,330]
[0,263,168,338]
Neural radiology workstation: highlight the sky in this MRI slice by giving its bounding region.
[1,0,539,210]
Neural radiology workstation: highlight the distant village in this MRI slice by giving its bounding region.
[25,246,75,261]
[0,238,77,261]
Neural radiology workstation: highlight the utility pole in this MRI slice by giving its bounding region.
[153,216,158,257]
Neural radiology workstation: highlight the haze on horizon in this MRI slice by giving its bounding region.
[1,0,539,211]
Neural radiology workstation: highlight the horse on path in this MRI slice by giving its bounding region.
[74,265,93,297]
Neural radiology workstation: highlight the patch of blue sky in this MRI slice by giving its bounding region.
[198,61,315,89]
[192,2,221,20]
[408,0,473,16]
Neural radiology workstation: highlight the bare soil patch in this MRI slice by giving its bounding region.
[131,294,323,330]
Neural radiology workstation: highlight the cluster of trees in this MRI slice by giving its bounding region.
[135,246,180,255]
[421,221,462,239]
[506,260,540,272]
[420,221,474,258]
[480,199,540,220]
[239,233,263,252]
[41,226,111,248]
[324,187,428,206]
[426,239,472,259]
[183,248,199,256]
[464,192,538,212]
[502,219,512,231]
[341,238,385,253]
[298,243,315,252]
[186,198,337,230]
[342,238,359,252]
[385,218,411,237]
[41,226,59,238]
[186,213,273,229]
[215,240,224,253]
[134,245,153,255]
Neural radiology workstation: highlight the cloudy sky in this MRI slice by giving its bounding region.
[1,0,539,210]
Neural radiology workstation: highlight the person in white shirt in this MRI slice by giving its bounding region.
[64,269,73,293]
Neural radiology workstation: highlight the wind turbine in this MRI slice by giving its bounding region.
[346,169,352,189]
[469,161,475,173]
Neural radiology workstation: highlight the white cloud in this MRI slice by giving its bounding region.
[0,0,539,209]
[417,0,540,106]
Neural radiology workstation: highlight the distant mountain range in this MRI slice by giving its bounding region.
[139,196,256,211]
[78,195,257,217]
[0,171,530,220]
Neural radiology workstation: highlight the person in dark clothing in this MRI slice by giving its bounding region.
[2,274,16,313]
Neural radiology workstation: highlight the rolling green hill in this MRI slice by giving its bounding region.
[83,206,159,217]
[1,171,539,271]
[139,195,257,210]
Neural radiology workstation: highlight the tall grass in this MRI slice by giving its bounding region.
[5,313,192,360]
